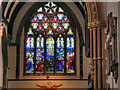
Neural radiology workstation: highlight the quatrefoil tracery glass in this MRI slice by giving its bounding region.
[31,2,70,33]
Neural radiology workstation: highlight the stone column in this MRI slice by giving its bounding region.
[88,21,105,88]
[89,29,94,80]
[97,27,102,88]
[93,28,97,88]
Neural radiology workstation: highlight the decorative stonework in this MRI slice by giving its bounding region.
[105,12,118,83]
[88,20,106,30]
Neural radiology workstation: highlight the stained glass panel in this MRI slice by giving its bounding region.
[58,7,64,12]
[25,51,34,73]
[56,34,64,73]
[46,35,55,73]
[52,16,59,22]
[42,23,49,29]
[57,25,64,31]
[42,16,49,22]
[27,28,33,35]
[57,14,64,20]
[37,24,44,31]
[26,35,34,49]
[36,34,44,73]
[37,14,44,20]
[32,15,39,22]
[47,28,54,35]
[25,2,75,75]
[62,23,69,29]
[37,7,42,12]
[62,16,69,22]
[32,23,38,29]
[66,29,75,73]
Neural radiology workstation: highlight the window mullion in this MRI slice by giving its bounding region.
[34,34,37,75]
[44,36,46,75]
[54,36,57,75]
[64,33,67,75]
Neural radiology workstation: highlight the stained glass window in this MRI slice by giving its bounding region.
[25,2,75,75]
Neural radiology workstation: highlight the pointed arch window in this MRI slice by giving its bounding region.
[24,2,75,75]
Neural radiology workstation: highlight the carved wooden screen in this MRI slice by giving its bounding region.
[24,2,75,75]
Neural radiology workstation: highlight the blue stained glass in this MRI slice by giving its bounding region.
[46,35,54,59]
[66,36,74,49]
[52,23,58,29]
[66,34,75,73]
[46,35,55,73]
[25,51,34,73]
[56,34,64,73]
[26,35,34,49]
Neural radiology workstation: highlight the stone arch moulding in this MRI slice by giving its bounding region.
[14,2,85,79]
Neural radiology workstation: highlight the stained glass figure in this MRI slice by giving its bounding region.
[36,34,44,73]
[56,34,64,73]
[32,23,38,29]
[57,14,64,20]
[26,36,34,49]
[32,15,39,22]
[46,35,55,73]
[66,29,75,73]
[25,51,34,73]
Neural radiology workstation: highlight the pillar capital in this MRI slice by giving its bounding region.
[88,20,106,30]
